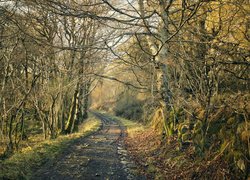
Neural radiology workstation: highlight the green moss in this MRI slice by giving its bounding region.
[147,163,157,174]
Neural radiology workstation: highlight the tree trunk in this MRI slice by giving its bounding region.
[49,96,57,139]
[139,0,172,137]
[6,115,15,156]
[42,121,47,139]
[60,95,68,133]
[77,86,84,122]
[82,82,91,120]
[65,83,79,134]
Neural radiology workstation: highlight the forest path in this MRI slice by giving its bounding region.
[32,112,144,180]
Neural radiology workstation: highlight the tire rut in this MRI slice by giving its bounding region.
[32,113,145,180]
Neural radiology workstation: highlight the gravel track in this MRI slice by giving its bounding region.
[32,113,145,180]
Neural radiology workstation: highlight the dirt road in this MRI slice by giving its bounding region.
[32,113,145,180]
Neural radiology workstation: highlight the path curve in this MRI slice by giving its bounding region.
[32,113,145,180]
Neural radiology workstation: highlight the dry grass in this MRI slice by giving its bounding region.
[116,117,145,137]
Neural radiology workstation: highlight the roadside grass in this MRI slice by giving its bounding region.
[113,117,145,137]
[96,111,145,137]
[0,115,101,179]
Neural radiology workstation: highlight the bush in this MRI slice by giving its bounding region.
[114,98,144,121]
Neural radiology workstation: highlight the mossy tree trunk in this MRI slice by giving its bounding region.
[65,83,80,134]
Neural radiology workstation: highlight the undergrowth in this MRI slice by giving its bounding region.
[100,111,249,179]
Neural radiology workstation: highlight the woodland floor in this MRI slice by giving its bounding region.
[31,113,146,180]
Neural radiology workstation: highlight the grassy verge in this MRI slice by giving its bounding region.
[97,111,145,137]
[113,117,145,137]
[0,115,101,179]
